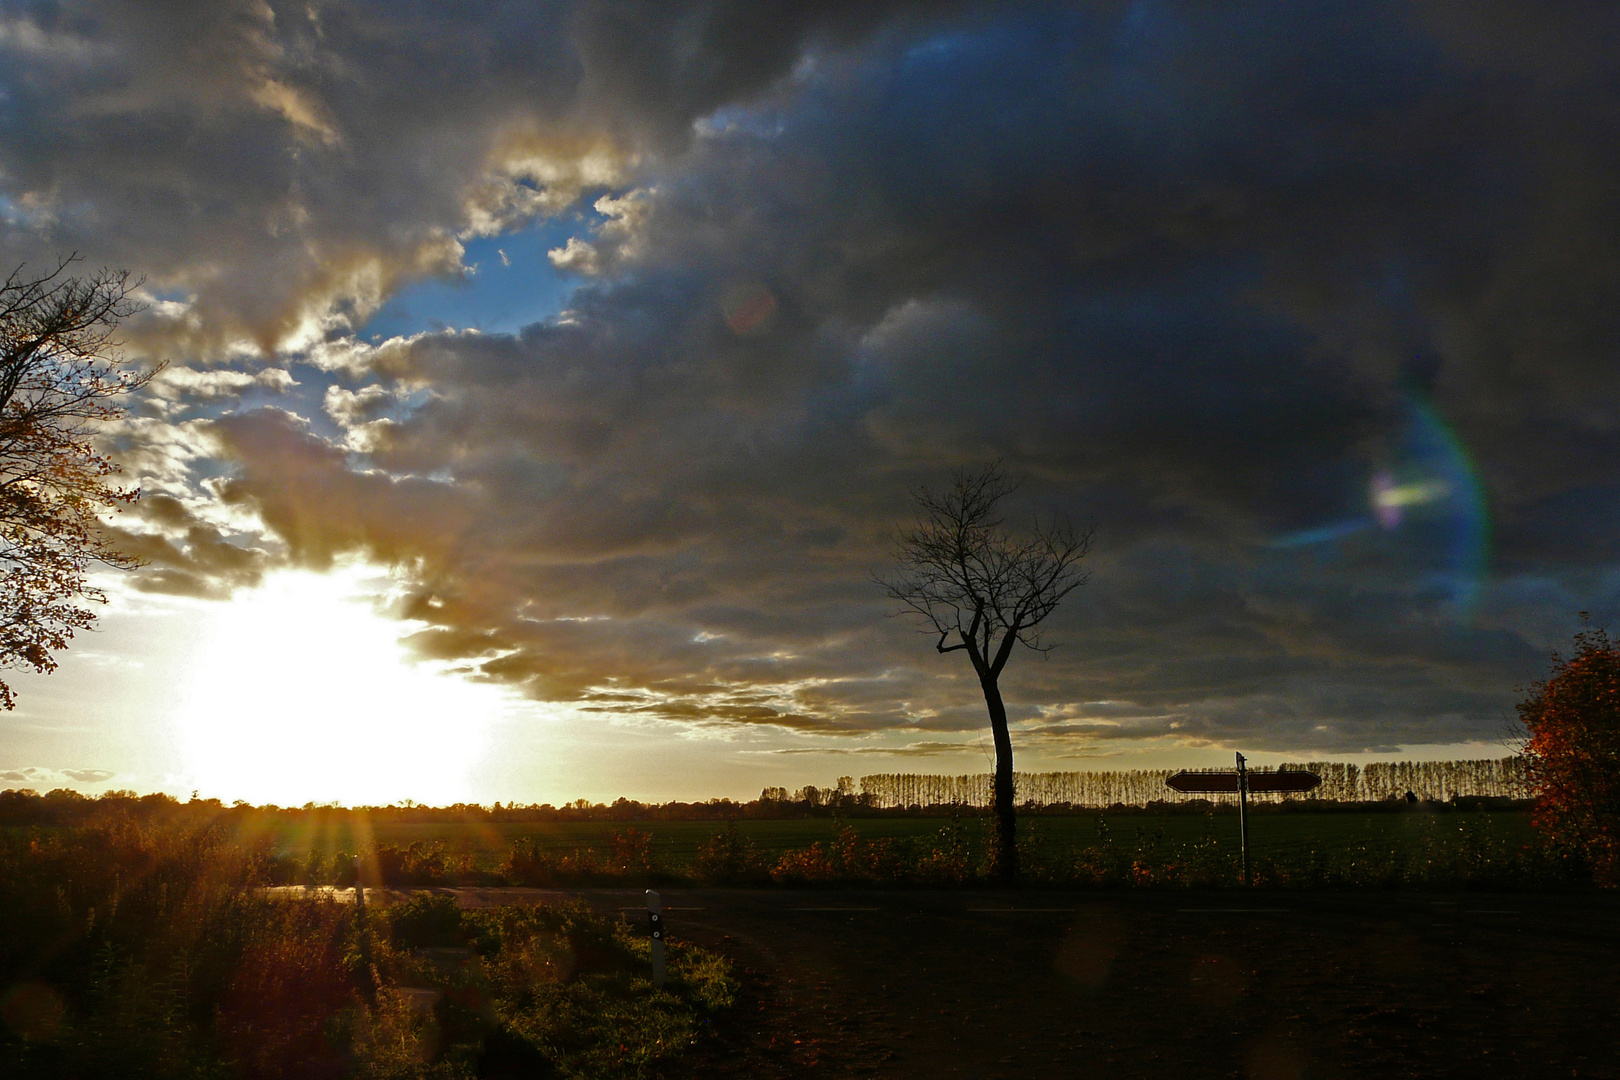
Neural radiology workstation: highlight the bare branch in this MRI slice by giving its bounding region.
[876,462,1094,881]
[879,463,1092,671]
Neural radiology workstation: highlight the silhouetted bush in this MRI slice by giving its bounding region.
[498,830,666,887]
[763,821,982,886]
[691,822,769,884]
[0,822,735,1079]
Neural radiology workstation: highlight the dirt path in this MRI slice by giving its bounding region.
[366,887,1620,1079]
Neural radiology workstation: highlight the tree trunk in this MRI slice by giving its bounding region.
[980,673,1019,881]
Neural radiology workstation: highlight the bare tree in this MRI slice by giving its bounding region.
[880,464,1093,879]
[0,257,156,708]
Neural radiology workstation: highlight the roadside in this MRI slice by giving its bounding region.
[318,886,1620,1079]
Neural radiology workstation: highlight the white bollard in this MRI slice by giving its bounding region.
[646,889,666,989]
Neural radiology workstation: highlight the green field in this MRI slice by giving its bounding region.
[266,810,1537,869]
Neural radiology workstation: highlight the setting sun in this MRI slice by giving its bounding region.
[169,565,510,806]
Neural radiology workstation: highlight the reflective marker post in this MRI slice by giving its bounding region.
[1235,752,1250,886]
[646,889,666,989]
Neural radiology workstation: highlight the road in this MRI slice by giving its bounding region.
[292,886,1620,1079]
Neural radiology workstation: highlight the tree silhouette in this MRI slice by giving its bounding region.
[1519,620,1620,886]
[879,465,1092,879]
[0,258,155,708]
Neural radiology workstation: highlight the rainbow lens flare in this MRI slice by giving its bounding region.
[1271,391,1489,613]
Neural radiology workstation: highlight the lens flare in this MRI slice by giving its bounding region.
[1371,471,1451,529]
[1269,390,1489,613]
[1397,394,1489,612]
[720,279,778,335]
[1271,519,1370,548]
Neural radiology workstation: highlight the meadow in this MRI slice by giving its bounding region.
[0,789,1597,1078]
[232,805,1566,892]
[266,808,1540,873]
[0,787,1564,890]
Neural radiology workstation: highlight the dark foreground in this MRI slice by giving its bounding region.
[345,886,1620,1080]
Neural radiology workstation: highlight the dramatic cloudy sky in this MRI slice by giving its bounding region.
[2,0,1617,804]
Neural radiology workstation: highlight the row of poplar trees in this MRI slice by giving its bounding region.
[855,758,1529,809]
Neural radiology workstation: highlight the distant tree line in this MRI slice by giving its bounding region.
[0,789,773,827]
[855,758,1530,809]
[0,757,1528,828]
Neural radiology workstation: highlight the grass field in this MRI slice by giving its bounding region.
[267,810,1538,870]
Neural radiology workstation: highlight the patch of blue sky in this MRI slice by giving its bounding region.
[359,214,596,341]
[0,192,61,230]
[1271,519,1372,548]
[142,285,195,304]
[901,29,973,66]
[697,103,786,139]
[183,362,344,445]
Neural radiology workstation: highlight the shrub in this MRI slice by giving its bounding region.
[692,823,767,884]
[0,823,736,1080]
[502,837,562,886]
[501,836,670,887]
[1519,624,1620,885]
[0,822,364,1079]
[605,829,656,877]
[385,893,466,949]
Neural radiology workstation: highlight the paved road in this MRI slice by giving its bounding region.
[282,886,1620,1079]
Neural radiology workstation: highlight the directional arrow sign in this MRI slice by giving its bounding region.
[1166,771,1241,794]
[1165,770,1321,794]
[1166,758,1322,886]
[1246,771,1323,794]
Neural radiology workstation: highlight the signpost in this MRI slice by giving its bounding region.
[646,890,666,989]
[1165,755,1321,884]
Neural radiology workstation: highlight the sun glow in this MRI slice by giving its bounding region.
[171,565,508,806]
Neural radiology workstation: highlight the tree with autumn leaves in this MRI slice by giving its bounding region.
[0,259,155,709]
[1519,621,1620,886]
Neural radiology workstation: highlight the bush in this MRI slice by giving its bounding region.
[500,831,665,887]
[0,822,364,1079]
[1519,624,1620,885]
[691,823,768,884]
[765,822,982,886]
[0,822,737,1080]
[385,893,467,949]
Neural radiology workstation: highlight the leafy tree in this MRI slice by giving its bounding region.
[1518,621,1620,885]
[0,258,155,708]
[880,464,1092,879]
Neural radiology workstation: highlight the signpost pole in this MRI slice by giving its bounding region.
[646,889,666,989]
[1165,764,1316,887]
[1236,753,1250,886]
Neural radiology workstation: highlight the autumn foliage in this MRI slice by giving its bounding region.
[0,259,154,708]
[1518,625,1620,885]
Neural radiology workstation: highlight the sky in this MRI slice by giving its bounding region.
[1,0,1618,806]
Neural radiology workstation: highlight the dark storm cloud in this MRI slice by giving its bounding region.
[0,0,961,356]
[221,0,1620,750]
[8,0,1618,755]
